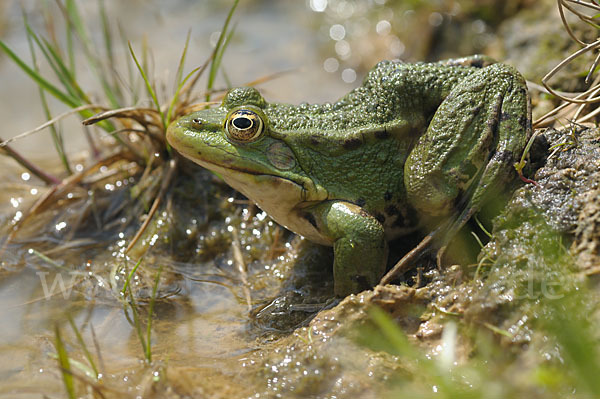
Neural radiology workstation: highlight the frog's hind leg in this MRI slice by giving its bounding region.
[383,63,531,283]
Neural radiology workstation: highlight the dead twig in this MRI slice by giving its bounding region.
[82,106,161,127]
[0,104,106,148]
[124,158,177,254]
[0,139,60,185]
[1,150,127,253]
[231,227,252,312]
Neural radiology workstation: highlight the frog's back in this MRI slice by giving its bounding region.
[263,57,499,237]
[265,59,482,137]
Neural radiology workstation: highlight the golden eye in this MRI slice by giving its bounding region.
[225,110,264,142]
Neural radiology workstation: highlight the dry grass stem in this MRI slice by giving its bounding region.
[542,39,600,104]
[0,139,60,185]
[231,227,252,312]
[2,150,127,249]
[533,1,600,126]
[82,106,160,127]
[178,101,221,114]
[0,104,106,148]
[124,158,177,254]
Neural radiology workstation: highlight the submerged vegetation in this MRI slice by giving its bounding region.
[0,0,600,398]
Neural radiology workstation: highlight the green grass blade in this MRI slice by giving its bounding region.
[213,24,236,86]
[206,0,240,101]
[29,248,68,270]
[121,257,143,296]
[52,355,97,381]
[64,0,88,44]
[118,22,139,103]
[23,13,72,174]
[61,0,120,108]
[54,325,76,399]
[0,40,79,108]
[473,215,492,238]
[65,0,75,75]
[23,12,80,101]
[145,266,163,363]
[40,36,91,102]
[174,30,191,93]
[126,283,148,358]
[39,91,72,173]
[99,0,114,66]
[128,41,166,129]
[99,0,123,103]
[368,306,418,358]
[165,30,192,126]
[166,65,203,126]
[67,316,99,379]
[546,295,600,395]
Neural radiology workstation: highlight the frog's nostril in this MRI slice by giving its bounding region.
[190,118,206,130]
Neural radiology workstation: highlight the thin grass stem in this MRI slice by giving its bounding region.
[145,266,163,363]
[54,325,76,399]
[206,0,240,102]
[67,316,99,379]
[128,42,166,130]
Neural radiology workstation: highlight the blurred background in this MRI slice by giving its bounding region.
[0,0,545,158]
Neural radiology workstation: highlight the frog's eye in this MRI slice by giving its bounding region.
[225,109,264,143]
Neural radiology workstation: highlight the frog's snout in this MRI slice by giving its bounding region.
[188,116,207,130]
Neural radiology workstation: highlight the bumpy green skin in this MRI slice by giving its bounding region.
[167,55,531,296]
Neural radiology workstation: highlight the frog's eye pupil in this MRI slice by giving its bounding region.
[226,109,264,143]
[233,117,252,130]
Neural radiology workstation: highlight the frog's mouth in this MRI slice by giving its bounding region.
[175,145,289,180]
[174,145,307,200]
[187,154,331,245]
[210,158,333,245]
[168,126,332,245]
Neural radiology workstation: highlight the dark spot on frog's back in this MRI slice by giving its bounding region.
[374,129,390,140]
[343,137,362,150]
[519,114,529,130]
[310,134,321,145]
[519,87,527,97]
[491,150,514,164]
[352,275,371,292]
[302,212,318,229]
[355,198,366,207]
[373,212,386,224]
[464,161,477,180]
[471,58,484,68]
[470,105,483,117]
[500,111,512,122]
[385,204,400,216]
[384,191,392,201]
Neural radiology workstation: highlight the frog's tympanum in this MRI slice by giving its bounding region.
[167,56,531,296]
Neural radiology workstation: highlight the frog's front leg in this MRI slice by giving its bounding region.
[405,62,531,249]
[305,201,388,296]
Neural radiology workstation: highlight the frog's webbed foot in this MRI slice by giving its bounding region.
[308,200,388,297]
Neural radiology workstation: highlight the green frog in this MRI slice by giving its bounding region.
[166,56,531,296]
